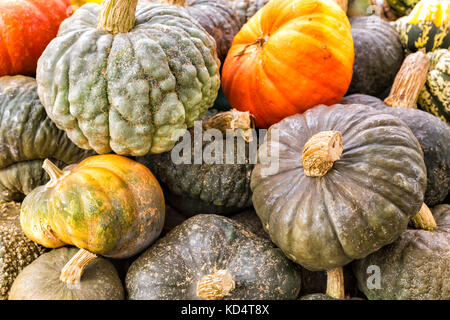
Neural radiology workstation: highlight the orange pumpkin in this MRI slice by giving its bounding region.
[222,0,354,128]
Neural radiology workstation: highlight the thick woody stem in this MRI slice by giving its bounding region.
[326,267,345,300]
[384,49,430,109]
[411,203,437,231]
[60,248,98,284]
[97,0,138,34]
[302,131,343,177]
[197,269,235,300]
[203,109,255,142]
[42,159,68,189]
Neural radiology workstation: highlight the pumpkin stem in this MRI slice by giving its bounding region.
[302,131,343,177]
[411,203,437,231]
[97,0,138,34]
[384,49,430,109]
[197,269,235,300]
[42,159,68,189]
[203,109,256,142]
[60,248,98,285]
[326,267,345,300]
[235,35,269,57]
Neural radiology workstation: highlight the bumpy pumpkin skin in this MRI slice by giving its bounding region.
[347,16,404,97]
[222,0,354,128]
[37,3,220,156]
[0,76,93,202]
[0,202,46,300]
[137,111,253,217]
[9,247,124,300]
[20,155,165,259]
[251,104,427,271]
[341,94,450,206]
[126,214,301,299]
[418,49,450,123]
[0,0,72,77]
[228,0,269,26]
[386,0,420,16]
[353,204,450,300]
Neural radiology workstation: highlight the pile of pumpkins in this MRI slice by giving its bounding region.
[0,0,448,300]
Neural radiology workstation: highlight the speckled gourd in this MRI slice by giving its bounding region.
[386,0,420,16]
[36,0,220,156]
[0,76,93,202]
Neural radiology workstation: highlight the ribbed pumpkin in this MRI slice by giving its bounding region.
[347,15,404,97]
[138,109,254,217]
[418,49,449,123]
[393,0,449,53]
[36,0,220,156]
[0,0,72,77]
[353,204,450,300]
[228,0,270,27]
[0,76,93,202]
[222,0,354,128]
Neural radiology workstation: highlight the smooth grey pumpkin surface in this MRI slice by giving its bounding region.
[0,76,93,201]
[251,104,427,271]
[347,16,404,98]
[341,94,450,205]
[0,202,46,300]
[353,204,450,300]
[37,3,220,157]
[8,247,124,300]
[125,214,301,300]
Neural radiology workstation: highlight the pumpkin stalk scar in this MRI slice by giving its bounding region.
[411,202,437,231]
[326,267,345,299]
[203,109,256,142]
[234,35,269,57]
[384,49,430,109]
[97,0,139,34]
[196,269,235,300]
[59,248,98,285]
[42,159,70,189]
[302,131,343,177]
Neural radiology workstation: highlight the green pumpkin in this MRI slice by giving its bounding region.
[353,204,450,300]
[0,76,93,202]
[386,0,420,16]
[8,247,124,300]
[0,202,46,300]
[126,214,302,300]
[347,0,377,17]
[251,104,427,271]
[418,49,449,123]
[36,0,220,157]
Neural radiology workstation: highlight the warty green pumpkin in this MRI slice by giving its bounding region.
[418,49,450,123]
[126,214,302,300]
[347,15,404,97]
[0,202,46,300]
[0,76,93,202]
[386,0,420,16]
[8,247,124,300]
[353,204,450,300]
[138,109,254,217]
[36,0,220,157]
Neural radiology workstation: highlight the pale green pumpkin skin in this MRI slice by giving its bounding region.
[37,3,220,156]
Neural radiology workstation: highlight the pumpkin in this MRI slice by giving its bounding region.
[8,247,124,300]
[0,202,46,300]
[222,0,354,128]
[251,104,427,273]
[393,0,449,53]
[36,0,220,157]
[228,0,270,27]
[347,0,379,17]
[126,214,302,300]
[137,109,254,217]
[142,0,241,62]
[230,209,270,240]
[71,0,102,11]
[386,0,420,16]
[418,49,450,123]
[342,50,450,205]
[0,76,93,202]
[0,0,72,77]
[353,204,450,300]
[347,15,404,97]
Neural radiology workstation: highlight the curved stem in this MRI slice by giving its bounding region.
[42,159,66,189]
[326,267,345,299]
[203,109,255,142]
[60,248,98,284]
[97,0,138,34]
[411,203,437,231]
[302,131,343,177]
[197,269,235,300]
